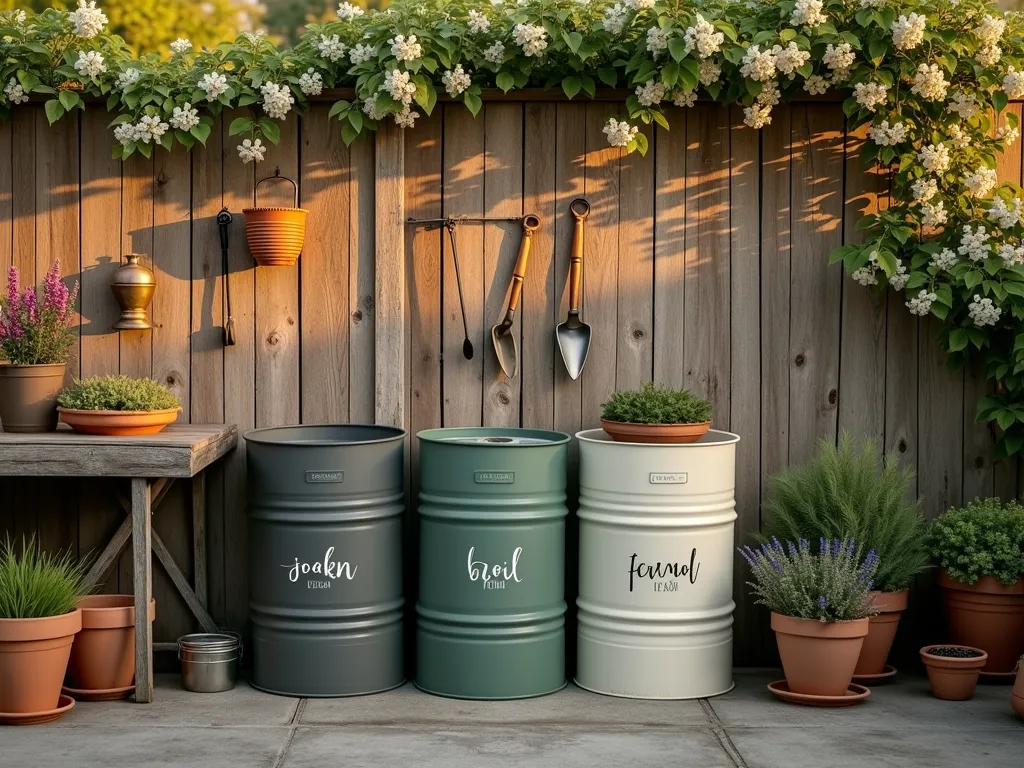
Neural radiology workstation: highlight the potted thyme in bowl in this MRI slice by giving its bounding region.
[741,537,878,705]
[57,375,181,436]
[600,383,712,444]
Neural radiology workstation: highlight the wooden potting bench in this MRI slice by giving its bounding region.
[0,424,237,703]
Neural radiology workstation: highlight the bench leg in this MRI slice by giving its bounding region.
[131,478,153,704]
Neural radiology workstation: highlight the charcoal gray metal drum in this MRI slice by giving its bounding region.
[245,424,405,697]
[416,428,570,700]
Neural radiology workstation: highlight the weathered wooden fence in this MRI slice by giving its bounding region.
[0,97,1020,665]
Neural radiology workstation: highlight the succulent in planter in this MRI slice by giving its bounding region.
[57,375,181,436]
[600,383,713,444]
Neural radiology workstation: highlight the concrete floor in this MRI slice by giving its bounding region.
[2,671,1020,767]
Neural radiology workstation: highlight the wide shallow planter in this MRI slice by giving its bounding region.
[854,589,909,677]
[0,363,66,433]
[938,571,1024,676]
[771,612,869,697]
[1013,660,1024,720]
[243,173,308,267]
[599,418,711,444]
[0,609,82,716]
[66,595,156,692]
[58,407,181,436]
[575,428,739,700]
[920,645,988,701]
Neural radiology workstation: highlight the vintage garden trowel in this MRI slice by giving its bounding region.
[491,214,541,379]
[556,198,591,380]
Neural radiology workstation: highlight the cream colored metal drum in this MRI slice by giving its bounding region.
[575,428,739,700]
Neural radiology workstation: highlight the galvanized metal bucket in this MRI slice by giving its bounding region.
[416,427,570,700]
[245,424,406,697]
[178,632,241,693]
[575,428,740,700]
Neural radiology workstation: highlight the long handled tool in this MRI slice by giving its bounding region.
[556,198,591,380]
[491,214,541,379]
[217,208,236,347]
[444,219,474,360]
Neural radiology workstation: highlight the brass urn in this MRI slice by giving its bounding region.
[110,254,156,331]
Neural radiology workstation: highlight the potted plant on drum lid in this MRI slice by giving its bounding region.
[0,260,78,433]
[57,375,181,436]
[741,537,879,706]
[759,433,928,682]
[600,383,712,444]
[0,537,85,724]
[929,499,1024,678]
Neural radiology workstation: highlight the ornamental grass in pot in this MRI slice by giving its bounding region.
[0,260,78,433]
[0,537,85,720]
[759,433,927,678]
[741,537,878,698]
[600,383,712,444]
[57,375,181,436]
[928,498,1024,676]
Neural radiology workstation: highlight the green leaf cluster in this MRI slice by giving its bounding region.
[0,536,86,619]
[928,498,1024,586]
[601,382,712,425]
[57,375,180,411]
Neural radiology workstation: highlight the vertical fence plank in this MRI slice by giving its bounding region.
[653,107,686,388]
[375,120,406,429]
[349,136,376,424]
[0,118,11,535]
[300,105,350,423]
[482,103,523,428]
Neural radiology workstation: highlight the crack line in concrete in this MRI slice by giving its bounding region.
[272,699,306,768]
[699,699,748,768]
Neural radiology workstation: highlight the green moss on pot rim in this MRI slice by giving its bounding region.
[600,383,712,425]
[57,375,180,412]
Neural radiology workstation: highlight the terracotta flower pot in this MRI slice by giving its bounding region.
[66,595,155,691]
[58,407,181,436]
[854,589,908,676]
[0,363,66,433]
[243,173,308,267]
[599,419,711,444]
[771,612,870,697]
[920,645,988,701]
[938,571,1024,675]
[1012,660,1024,720]
[0,609,82,714]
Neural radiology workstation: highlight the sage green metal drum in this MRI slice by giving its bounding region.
[416,428,570,700]
[246,424,406,697]
[575,428,739,700]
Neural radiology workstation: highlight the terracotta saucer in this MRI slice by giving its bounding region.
[62,684,134,702]
[979,670,1017,683]
[852,665,897,684]
[0,694,76,725]
[767,680,871,707]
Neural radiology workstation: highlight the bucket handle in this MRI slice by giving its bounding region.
[255,167,298,208]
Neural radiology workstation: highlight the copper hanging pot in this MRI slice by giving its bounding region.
[243,169,308,267]
[111,253,155,331]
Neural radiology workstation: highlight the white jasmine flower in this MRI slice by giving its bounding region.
[852,252,879,286]
[394,105,419,128]
[912,63,949,102]
[260,81,294,120]
[483,42,506,65]
[635,81,666,107]
[603,3,629,35]
[977,45,1001,68]
[968,294,1001,326]
[757,81,781,107]
[116,68,141,91]
[683,14,724,59]
[698,60,721,86]
[673,89,696,107]
[389,34,422,63]
[626,0,655,8]
[646,27,670,58]
[349,44,376,66]
[772,42,810,76]
[918,143,950,174]
[298,68,323,96]
[958,225,990,262]
[947,91,979,119]
[822,43,855,72]
[947,124,972,150]
[790,0,826,28]
[888,261,909,291]
[912,178,938,203]
[743,103,773,129]
[441,65,471,97]
[975,15,1005,46]
[891,13,926,51]
[468,9,490,34]
[362,94,386,121]
[869,120,906,146]
[906,290,937,316]
[113,122,140,146]
[514,23,548,57]
[860,0,886,6]
[316,34,347,63]
[199,71,229,101]
[169,102,200,131]
[135,114,168,144]
[933,248,958,270]
[988,197,1023,229]
[804,75,828,95]
[740,45,776,82]
[964,166,998,198]
[603,117,638,148]
[997,124,1020,146]
[382,68,416,105]
[3,78,27,106]
[74,50,106,78]
[243,31,265,46]
[336,1,364,20]
[921,201,948,227]
[69,0,107,39]
[854,81,887,112]
[170,38,192,55]
[237,138,266,163]
[1003,66,1024,100]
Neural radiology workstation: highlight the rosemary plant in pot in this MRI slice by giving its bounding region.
[600,383,712,444]
[0,260,78,433]
[929,498,1024,677]
[57,375,181,436]
[741,537,878,701]
[0,537,85,723]
[759,434,927,679]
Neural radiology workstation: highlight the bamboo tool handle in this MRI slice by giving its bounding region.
[506,214,541,315]
[568,199,590,313]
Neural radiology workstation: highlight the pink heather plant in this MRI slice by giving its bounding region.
[0,260,78,365]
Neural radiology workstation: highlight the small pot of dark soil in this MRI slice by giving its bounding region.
[920,645,988,701]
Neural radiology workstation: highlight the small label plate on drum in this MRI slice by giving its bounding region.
[649,472,688,484]
[305,470,345,483]
[474,470,515,484]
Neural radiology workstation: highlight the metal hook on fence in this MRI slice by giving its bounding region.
[217,208,236,347]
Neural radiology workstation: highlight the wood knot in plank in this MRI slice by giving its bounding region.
[828,389,837,405]
[631,325,645,341]
[362,294,375,313]
[898,439,907,453]
[287,316,295,326]
[497,391,511,406]
[794,353,805,367]
[352,309,363,323]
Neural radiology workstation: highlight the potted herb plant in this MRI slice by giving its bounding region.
[741,537,878,703]
[920,645,988,701]
[0,260,78,433]
[759,433,927,680]
[600,383,712,444]
[0,537,84,723]
[929,498,1024,677]
[57,375,181,436]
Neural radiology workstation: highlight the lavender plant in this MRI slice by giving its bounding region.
[0,260,78,366]
[739,537,880,623]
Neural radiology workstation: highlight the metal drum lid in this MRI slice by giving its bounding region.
[437,435,554,445]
